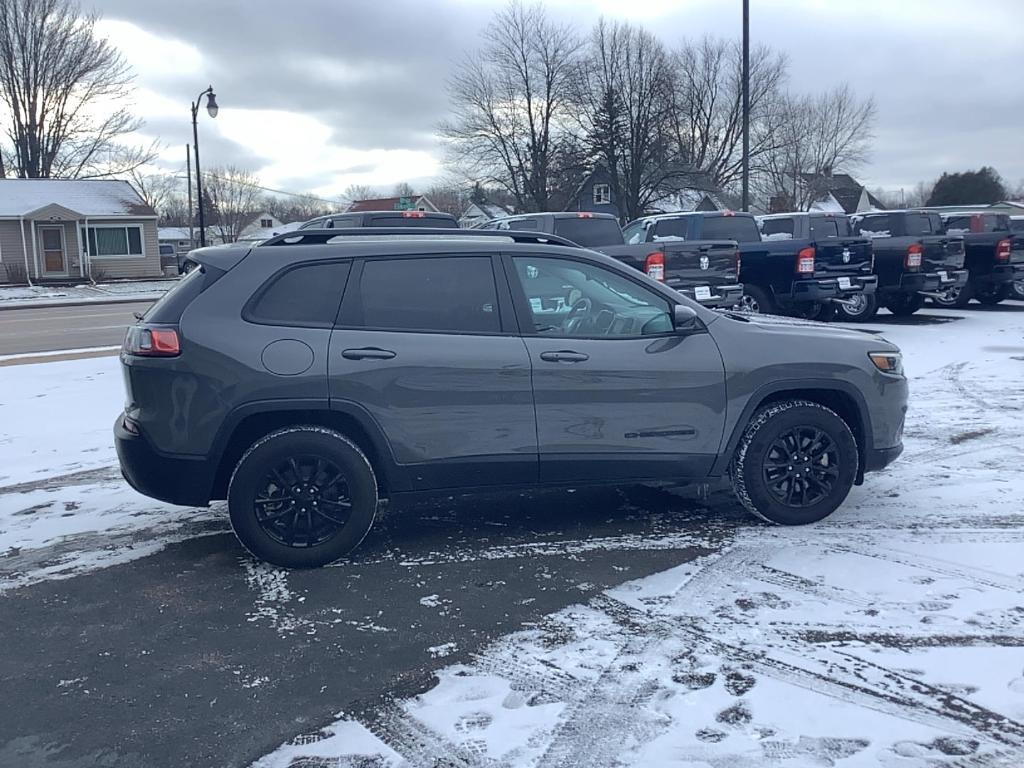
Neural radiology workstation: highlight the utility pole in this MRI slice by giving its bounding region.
[186,145,194,250]
[741,0,750,212]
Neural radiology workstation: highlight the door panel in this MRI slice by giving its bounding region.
[40,227,66,274]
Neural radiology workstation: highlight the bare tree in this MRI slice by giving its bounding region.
[0,0,156,178]
[129,170,184,216]
[441,0,582,212]
[262,192,340,222]
[343,183,376,202]
[391,181,416,198]
[759,85,876,210]
[203,166,263,243]
[573,19,679,222]
[670,37,788,191]
[425,182,471,217]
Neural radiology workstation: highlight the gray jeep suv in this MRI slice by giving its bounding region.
[115,228,907,568]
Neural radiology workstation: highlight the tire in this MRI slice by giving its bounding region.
[932,279,973,308]
[730,400,859,526]
[885,293,925,317]
[181,260,197,275]
[792,301,837,322]
[228,426,378,568]
[737,284,775,314]
[975,283,1010,306]
[1013,279,1024,301]
[835,293,878,322]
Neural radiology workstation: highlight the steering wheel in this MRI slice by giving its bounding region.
[565,297,592,334]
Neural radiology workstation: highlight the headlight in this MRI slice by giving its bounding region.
[869,351,903,376]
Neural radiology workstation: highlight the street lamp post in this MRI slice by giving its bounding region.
[191,85,219,247]
[741,0,750,212]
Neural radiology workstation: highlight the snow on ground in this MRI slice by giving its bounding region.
[0,279,175,306]
[255,303,1024,768]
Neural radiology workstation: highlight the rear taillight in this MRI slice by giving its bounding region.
[996,238,1011,262]
[645,252,665,281]
[795,246,815,274]
[123,326,180,357]
[905,243,923,269]
[577,212,594,218]
[735,248,742,278]
[401,211,426,218]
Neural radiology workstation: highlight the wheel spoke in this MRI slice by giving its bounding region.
[255,454,352,548]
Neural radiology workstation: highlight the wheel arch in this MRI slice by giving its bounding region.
[714,382,872,485]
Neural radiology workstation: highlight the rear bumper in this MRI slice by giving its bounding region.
[682,283,743,308]
[114,414,213,507]
[890,269,968,295]
[988,263,1024,285]
[787,275,877,303]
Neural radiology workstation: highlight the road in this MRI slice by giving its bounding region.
[0,301,153,355]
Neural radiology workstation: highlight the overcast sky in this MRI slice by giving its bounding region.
[92,0,1023,200]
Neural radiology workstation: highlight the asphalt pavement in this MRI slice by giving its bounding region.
[0,301,153,355]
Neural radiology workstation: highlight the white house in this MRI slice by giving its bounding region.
[460,200,512,228]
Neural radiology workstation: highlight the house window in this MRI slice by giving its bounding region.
[82,225,144,258]
[260,218,273,228]
[593,184,611,205]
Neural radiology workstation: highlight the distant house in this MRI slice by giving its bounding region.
[565,166,620,218]
[460,199,512,228]
[232,212,301,243]
[346,195,439,213]
[797,172,886,214]
[0,179,161,283]
[158,226,194,253]
[646,187,733,216]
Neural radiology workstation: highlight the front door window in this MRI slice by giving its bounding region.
[40,227,66,274]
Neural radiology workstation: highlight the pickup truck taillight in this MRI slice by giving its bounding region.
[905,243,923,269]
[123,326,180,357]
[645,252,665,282]
[401,211,426,218]
[795,246,815,275]
[735,248,742,278]
[996,238,1011,262]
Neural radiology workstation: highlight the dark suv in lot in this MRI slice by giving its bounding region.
[116,228,907,568]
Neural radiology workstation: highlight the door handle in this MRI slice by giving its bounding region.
[341,347,396,361]
[539,350,589,363]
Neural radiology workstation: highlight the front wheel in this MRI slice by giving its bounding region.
[228,426,378,568]
[835,293,878,322]
[885,293,925,317]
[730,400,859,526]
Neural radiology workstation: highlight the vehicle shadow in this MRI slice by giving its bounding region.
[844,312,966,332]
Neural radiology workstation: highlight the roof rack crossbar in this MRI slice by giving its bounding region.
[259,227,580,248]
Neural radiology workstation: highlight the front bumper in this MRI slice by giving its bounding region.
[114,414,213,507]
[787,275,877,304]
[681,283,744,308]
[865,443,904,473]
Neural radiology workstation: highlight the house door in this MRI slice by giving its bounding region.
[39,226,67,275]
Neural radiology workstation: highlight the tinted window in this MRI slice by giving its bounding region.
[622,221,649,244]
[355,257,500,333]
[904,214,932,236]
[808,217,849,239]
[1010,218,1024,232]
[512,256,672,338]
[553,217,623,246]
[245,262,350,327]
[145,265,225,323]
[943,216,972,234]
[328,216,359,228]
[853,214,891,238]
[702,216,760,243]
[651,219,689,240]
[760,218,794,239]
[365,215,457,228]
[501,218,538,231]
[159,244,175,255]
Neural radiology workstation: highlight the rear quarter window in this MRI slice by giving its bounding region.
[144,266,224,323]
[244,261,351,327]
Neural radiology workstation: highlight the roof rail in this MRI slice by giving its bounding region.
[258,227,580,248]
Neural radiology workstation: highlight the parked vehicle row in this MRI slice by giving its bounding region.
[117,226,907,568]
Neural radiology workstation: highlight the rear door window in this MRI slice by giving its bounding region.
[853,214,892,238]
[702,216,760,243]
[553,217,623,246]
[244,261,351,327]
[809,217,849,238]
[760,218,794,240]
[366,215,457,228]
[904,214,932,236]
[349,256,501,334]
[651,219,689,241]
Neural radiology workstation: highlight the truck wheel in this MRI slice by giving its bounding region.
[932,281,973,308]
[228,426,378,568]
[885,293,925,317]
[730,400,858,526]
[1013,280,1024,301]
[974,284,1010,306]
[792,301,837,322]
[738,285,775,314]
[835,294,878,322]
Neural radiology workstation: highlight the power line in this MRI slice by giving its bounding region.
[171,173,346,205]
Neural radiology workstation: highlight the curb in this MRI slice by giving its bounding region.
[0,295,161,311]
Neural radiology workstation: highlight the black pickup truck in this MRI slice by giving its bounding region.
[849,210,968,316]
[624,211,876,319]
[478,212,743,308]
[934,212,1024,306]
[299,210,459,229]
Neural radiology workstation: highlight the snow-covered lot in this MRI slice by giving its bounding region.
[1,302,1023,767]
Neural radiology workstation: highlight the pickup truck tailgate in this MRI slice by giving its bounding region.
[598,240,738,289]
[922,236,966,271]
[813,237,873,276]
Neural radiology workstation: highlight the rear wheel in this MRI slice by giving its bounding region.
[885,293,925,317]
[737,284,775,315]
[792,301,837,322]
[975,283,1010,306]
[1013,279,1024,301]
[932,280,973,308]
[228,426,378,568]
[730,400,858,526]
[835,293,878,322]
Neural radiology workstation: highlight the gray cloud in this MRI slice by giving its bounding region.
[93,0,1024,194]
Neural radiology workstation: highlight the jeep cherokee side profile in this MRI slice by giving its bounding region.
[115,228,907,568]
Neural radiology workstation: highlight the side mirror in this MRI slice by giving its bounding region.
[673,304,705,334]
